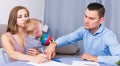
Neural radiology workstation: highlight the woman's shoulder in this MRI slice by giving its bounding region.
[1,32,11,39]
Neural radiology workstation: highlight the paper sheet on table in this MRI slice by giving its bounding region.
[26,61,70,66]
[56,57,101,66]
[26,57,100,66]
[72,61,100,66]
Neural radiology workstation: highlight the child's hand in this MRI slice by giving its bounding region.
[45,40,56,61]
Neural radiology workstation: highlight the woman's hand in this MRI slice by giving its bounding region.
[27,48,40,56]
[30,54,48,63]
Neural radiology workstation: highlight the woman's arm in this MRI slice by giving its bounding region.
[1,33,47,63]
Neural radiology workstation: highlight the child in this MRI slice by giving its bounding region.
[24,18,44,55]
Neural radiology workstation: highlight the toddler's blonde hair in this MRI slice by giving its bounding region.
[25,18,42,35]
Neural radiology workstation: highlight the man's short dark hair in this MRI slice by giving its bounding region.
[87,2,105,18]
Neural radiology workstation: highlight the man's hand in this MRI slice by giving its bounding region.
[45,42,56,61]
[80,53,98,62]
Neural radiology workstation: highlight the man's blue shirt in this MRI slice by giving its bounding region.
[55,24,120,65]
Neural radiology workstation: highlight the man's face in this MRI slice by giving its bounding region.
[84,9,103,33]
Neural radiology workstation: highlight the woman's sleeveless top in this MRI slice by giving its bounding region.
[8,32,25,54]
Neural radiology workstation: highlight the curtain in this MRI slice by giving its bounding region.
[44,0,101,39]
[101,0,120,42]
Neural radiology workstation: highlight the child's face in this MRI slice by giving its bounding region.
[35,23,43,38]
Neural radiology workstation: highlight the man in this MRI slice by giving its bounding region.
[45,2,120,65]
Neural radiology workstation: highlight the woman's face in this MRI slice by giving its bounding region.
[17,9,29,27]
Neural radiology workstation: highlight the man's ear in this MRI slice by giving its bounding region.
[100,17,104,24]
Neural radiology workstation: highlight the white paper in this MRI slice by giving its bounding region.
[26,61,70,66]
[26,57,100,66]
[72,61,100,66]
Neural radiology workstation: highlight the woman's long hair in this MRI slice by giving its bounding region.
[7,6,29,34]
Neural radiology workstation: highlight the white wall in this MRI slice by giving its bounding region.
[0,0,45,24]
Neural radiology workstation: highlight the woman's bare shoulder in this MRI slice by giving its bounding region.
[1,32,11,39]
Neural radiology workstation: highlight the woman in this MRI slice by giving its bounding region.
[1,6,47,63]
